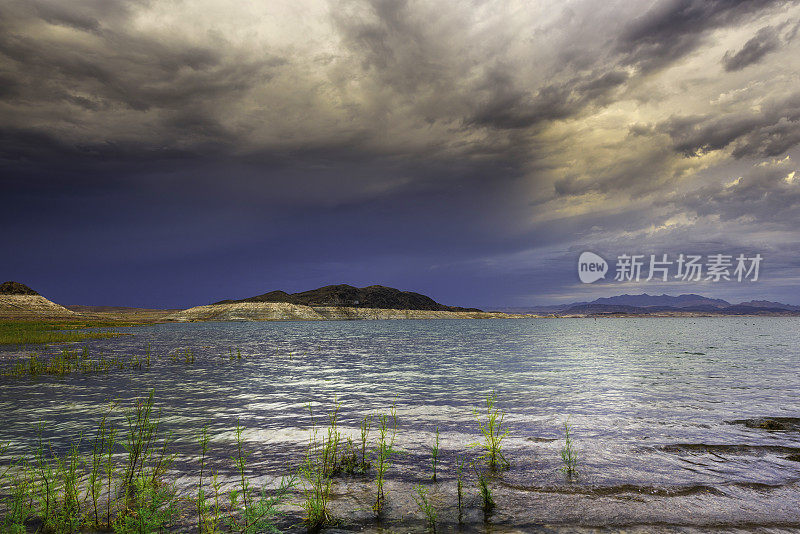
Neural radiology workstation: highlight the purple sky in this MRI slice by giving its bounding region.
[2,0,800,309]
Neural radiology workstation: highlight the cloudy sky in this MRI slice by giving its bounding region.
[2,0,800,308]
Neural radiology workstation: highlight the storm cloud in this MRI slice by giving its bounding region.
[1,0,800,307]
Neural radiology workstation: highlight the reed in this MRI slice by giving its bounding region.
[299,404,337,530]
[206,468,224,533]
[430,426,440,482]
[0,320,129,345]
[560,419,578,479]
[33,423,55,528]
[53,440,84,532]
[339,437,359,475]
[470,390,510,471]
[223,420,294,533]
[112,475,178,533]
[120,390,169,500]
[104,421,118,527]
[3,347,144,377]
[475,469,494,520]
[236,476,295,534]
[88,417,103,527]
[412,484,437,533]
[197,424,210,531]
[456,455,465,523]
[321,404,342,477]
[0,395,301,534]
[372,404,398,516]
[232,420,251,523]
[359,415,372,472]
[2,469,34,532]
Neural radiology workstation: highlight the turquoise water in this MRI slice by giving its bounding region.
[2,317,800,531]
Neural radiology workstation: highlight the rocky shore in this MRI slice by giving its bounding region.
[166,301,531,321]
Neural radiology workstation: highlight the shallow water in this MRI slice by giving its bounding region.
[2,317,800,532]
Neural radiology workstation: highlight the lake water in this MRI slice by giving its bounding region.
[2,317,800,532]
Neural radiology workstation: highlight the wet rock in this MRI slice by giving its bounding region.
[729,417,800,432]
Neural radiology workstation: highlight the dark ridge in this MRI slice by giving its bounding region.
[0,281,39,295]
[560,303,800,316]
[214,284,482,312]
[590,293,731,308]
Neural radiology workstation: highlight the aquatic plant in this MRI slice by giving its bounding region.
[456,455,465,522]
[373,404,398,515]
[205,467,224,533]
[340,413,374,475]
[3,347,146,377]
[0,442,32,533]
[2,470,34,533]
[235,477,295,534]
[53,441,85,531]
[112,475,178,534]
[475,468,494,519]
[412,484,437,532]
[225,420,295,534]
[104,420,119,527]
[0,320,129,345]
[299,404,337,530]
[197,425,210,531]
[561,418,578,479]
[470,390,510,471]
[89,411,109,527]
[231,420,252,524]
[321,404,342,477]
[0,394,301,533]
[359,415,372,472]
[172,347,195,363]
[430,426,440,481]
[121,391,158,498]
[339,436,359,475]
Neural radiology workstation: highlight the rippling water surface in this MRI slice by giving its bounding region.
[2,317,800,532]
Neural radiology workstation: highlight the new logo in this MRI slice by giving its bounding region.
[578,252,608,284]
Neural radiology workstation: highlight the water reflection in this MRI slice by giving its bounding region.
[1,317,800,530]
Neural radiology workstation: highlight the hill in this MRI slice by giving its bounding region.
[557,293,799,316]
[215,284,482,312]
[589,293,730,308]
[0,281,40,295]
[0,281,77,319]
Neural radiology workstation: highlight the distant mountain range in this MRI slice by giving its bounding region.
[215,284,482,312]
[4,280,800,320]
[520,293,800,316]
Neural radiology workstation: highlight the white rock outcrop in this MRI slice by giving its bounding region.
[0,295,78,319]
[167,302,531,322]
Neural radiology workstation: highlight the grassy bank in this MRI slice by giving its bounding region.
[0,321,134,345]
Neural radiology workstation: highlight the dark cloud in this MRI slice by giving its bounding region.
[659,92,800,158]
[468,70,630,131]
[722,26,781,71]
[619,0,785,72]
[668,163,800,224]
